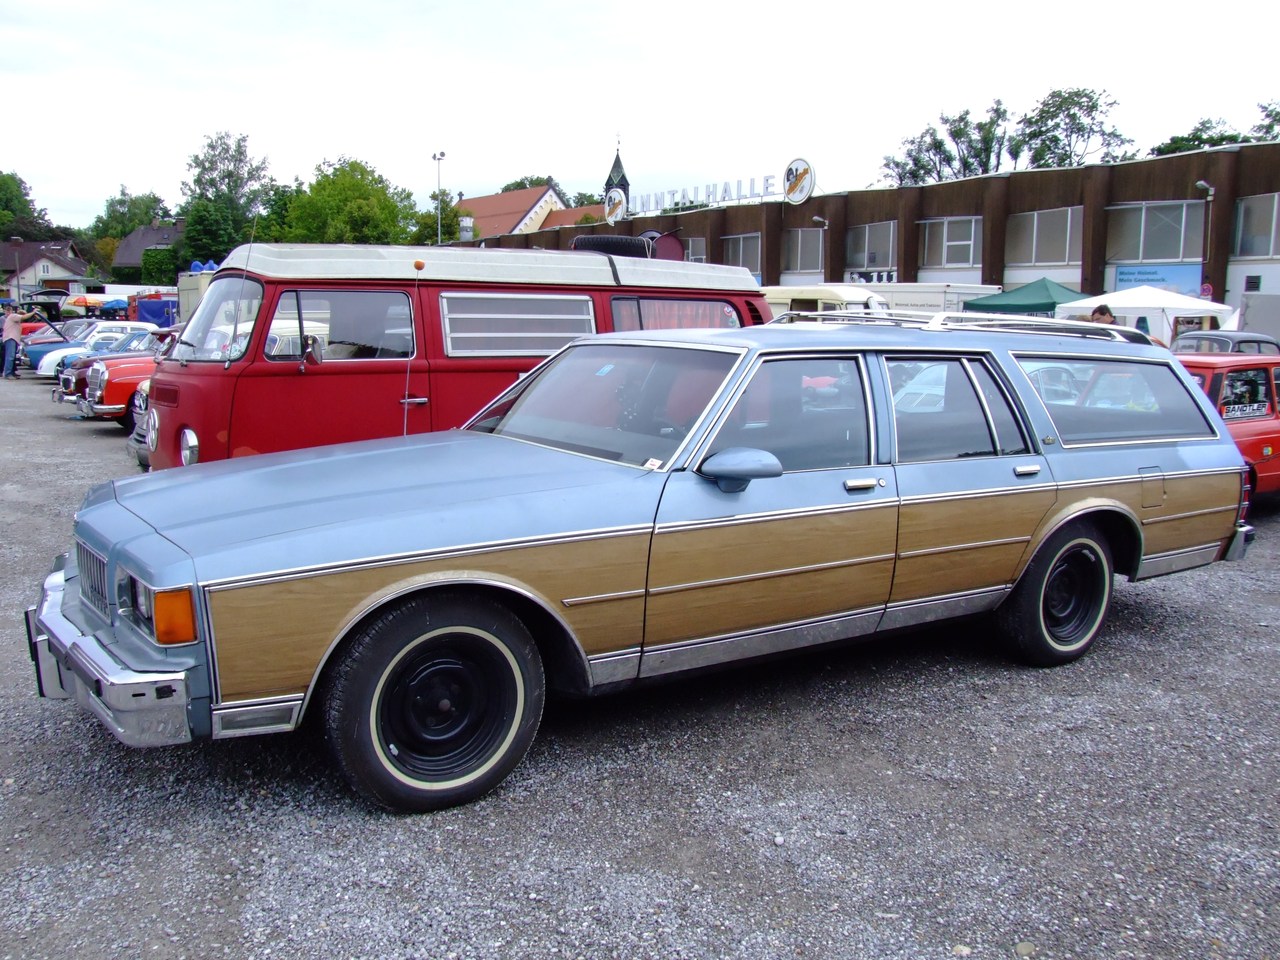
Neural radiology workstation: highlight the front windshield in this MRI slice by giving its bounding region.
[56,319,89,340]
[170,275,264,362]
[468,342,739,467]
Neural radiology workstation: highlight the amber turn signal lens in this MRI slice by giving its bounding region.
[153,590,197,646]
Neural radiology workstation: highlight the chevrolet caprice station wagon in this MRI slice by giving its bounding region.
[27,316,1254,812]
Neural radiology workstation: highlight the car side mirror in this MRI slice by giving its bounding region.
[699,447,783,493]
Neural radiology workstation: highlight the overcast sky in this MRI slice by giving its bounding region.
[7,0,1278,229]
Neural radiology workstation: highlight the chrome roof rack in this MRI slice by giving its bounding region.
[768,308,1155,345]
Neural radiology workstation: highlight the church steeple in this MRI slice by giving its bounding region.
[603,143,630,224]
[604,147,629,200]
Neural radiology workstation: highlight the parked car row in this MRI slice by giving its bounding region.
[19,318,159,377]
[26,322,184,452]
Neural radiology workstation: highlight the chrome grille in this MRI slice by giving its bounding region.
[76,541,111,619]
[87,366,107,403]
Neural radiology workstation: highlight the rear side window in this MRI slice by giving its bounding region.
[1219,366,1275,420]
[1017,356,1215,443]
[266,290,412,361]
[888,357,1026,462]
[611,297,743,331]
[442,293,595,356]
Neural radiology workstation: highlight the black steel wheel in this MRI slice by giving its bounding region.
[323,592,544,812]
[996,520,1114,667]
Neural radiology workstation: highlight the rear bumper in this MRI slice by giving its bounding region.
[1224,521,1255,562]
[26,558,193,747]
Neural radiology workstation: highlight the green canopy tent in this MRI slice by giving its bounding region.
[961,278,1083,315]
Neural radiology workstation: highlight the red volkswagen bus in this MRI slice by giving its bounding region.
[145,243,769,469]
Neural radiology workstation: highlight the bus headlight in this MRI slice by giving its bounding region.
[179,428,199,466]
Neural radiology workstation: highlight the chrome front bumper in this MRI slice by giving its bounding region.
[76,397,126,418]
[26,558,193,747]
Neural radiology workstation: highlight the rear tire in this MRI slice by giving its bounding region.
[996,520,1113,666]
[323,592,545,812]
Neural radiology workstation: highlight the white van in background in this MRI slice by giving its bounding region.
[764,282,1002,319]
[841,280,1002,313]
[761,284,890,319]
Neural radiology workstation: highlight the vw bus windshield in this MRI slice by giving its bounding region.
[170,276,264,362]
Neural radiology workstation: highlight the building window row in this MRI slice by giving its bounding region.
[921,217,982,268]
[783,228,825,273]
[1107,201,1204,263]
[723,233,761,274]
[670,197,1280,280]
[1234,193,1280,258]
[847,221,897,272]
[1006,207,1083,266]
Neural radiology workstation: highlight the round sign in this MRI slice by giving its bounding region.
[605,188,627,225]
[1200,281,1213,298]
[783,159,814,205]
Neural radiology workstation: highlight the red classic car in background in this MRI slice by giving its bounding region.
[63,327,182,433]
[1177,352,1280,497]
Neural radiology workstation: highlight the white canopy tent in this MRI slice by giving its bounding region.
[1054,285,1235,344]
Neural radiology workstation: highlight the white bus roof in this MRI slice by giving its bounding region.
[217,244,762,293]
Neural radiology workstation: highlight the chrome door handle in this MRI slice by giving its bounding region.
[400,397,430,406]
[1014,464,1041,476]
[844,478,881,491]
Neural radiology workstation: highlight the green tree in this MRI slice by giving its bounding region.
[571,191,602,208]
[257,180,304,242]
[286,158,417,244]
[411,190,468,245]
[1148,118,1247,156]
[1251,100,1280,141]
[90,186,172,240]
[141,246,180,286]
[1015,88,1133,167]
[882,101,1015,185]
[178,198,240,265]
[179,132,274,239]
[0,171,50,236]
[501,175,568,204]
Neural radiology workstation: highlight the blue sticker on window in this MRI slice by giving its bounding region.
[595,364,615,376]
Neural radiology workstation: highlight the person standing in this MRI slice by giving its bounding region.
[1089,304,1116,324]
[2,302,37,379]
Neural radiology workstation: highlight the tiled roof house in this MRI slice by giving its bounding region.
[2,238,93,300]
[114,219,185,270]
[458,185,570,241]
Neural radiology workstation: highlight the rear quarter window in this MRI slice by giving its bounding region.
[1017,356,1215,443]
[611,297,742,331]
[441,293,595,356]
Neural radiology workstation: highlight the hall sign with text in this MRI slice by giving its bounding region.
[617,159,816,220]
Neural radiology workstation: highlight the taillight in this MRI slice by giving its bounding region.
[1237,471,1252,525]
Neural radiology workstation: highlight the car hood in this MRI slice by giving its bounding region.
[74,349,151,369]
[98,430,670,583]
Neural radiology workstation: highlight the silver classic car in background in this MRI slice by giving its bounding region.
[27,315,1253,812]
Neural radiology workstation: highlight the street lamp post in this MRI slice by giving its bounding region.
[8,236,21,304]
[432,151,446,245]
[812,217,828,281]
[1195,180,1215,297]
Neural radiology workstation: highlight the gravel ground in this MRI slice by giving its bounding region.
[0,374,1276,960]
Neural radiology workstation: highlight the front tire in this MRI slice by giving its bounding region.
[323,593,545,812]
[996,520,1114,666]
[119,392,137,433]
